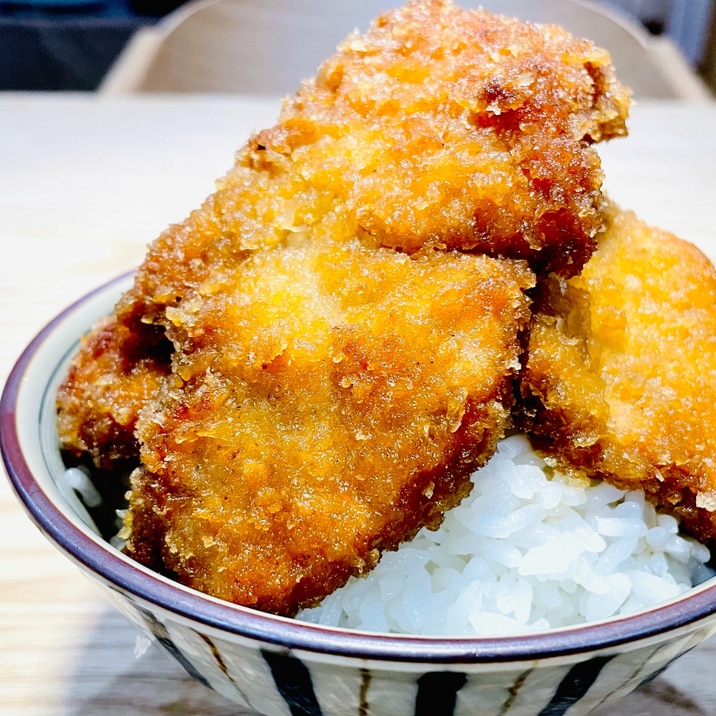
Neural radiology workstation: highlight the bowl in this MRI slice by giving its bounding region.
[4,272,716,716]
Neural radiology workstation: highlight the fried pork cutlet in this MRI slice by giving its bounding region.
[120,0,630,324]
[57,315,170,471]
[125,240,533,615]
[58,0,629,475]
[519,204,716,546]
[56,0,631,615]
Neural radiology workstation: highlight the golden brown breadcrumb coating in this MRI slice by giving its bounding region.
[119,0,629,329]
[58,0,630,472]
[519,203,716,545]
[56,315,170,470]
[56,0,632,615]
[125,241,533,614]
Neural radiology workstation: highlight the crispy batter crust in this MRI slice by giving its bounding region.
[125,243,533,614]
[56,315,170,470]
[118,0,628,331]
[519,203,716,545]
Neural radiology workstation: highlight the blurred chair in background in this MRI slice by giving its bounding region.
[99,0,713,99]
[702,7,716,93]
[0,0,147,90]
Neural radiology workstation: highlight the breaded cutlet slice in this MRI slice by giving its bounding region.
[124,240,533,615]
[57,315,170,470]
[519,203,716,545]
[119,0,630,329]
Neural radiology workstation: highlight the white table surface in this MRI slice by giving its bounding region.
[1,93,715,716]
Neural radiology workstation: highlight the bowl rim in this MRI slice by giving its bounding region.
[3,272,716,664]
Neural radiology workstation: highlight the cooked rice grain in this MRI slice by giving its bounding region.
[298,435,712,636]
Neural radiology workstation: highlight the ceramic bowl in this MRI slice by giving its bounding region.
[4,273,716,716]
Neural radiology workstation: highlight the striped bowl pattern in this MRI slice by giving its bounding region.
[4,273,716,716]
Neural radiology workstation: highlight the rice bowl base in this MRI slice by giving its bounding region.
[5,272,716,715]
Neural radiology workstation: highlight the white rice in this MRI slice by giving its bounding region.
[297,435,713,636]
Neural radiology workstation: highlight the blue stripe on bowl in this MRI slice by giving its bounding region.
[263,649,324,716]
[536,655,613,716]
[415,671,467,715]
